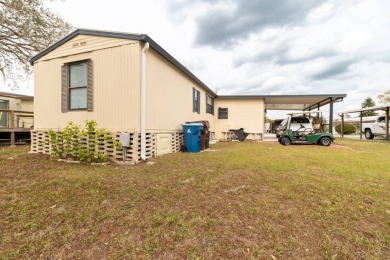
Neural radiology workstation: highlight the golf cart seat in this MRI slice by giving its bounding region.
[293,123,313,138]
[300,131,312,137]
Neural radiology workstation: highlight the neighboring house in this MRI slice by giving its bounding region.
[29,29,345,163]
[0,92,34,128]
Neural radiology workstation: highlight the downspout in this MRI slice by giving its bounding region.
[141,42,150,161]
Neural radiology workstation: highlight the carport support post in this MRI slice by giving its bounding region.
[341,114,344,138]
[360,111,363,139]
[385,107,389,140]
[329,98,333,134]
[317,104,320,131]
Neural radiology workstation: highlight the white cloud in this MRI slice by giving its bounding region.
[306,2,335,23]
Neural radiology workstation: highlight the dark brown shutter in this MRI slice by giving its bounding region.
[197,90,200,114]
[87,59,93,111]
[211,96,214,115]
[61,64,69,113]
[205,92,207,113]
[193,88,196,112]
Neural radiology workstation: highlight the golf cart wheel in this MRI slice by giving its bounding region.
[280,137,291,146]
[364,130,374,139]
[319,137,332,146]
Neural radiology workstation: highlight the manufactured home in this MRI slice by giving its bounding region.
[0,92,34,145]
[30,29,346,163]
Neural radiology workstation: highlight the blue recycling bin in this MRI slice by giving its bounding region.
[181,123,204,153]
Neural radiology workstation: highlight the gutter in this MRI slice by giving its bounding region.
[140,42,150,161]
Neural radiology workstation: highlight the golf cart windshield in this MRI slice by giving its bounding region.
[291,117,310,124]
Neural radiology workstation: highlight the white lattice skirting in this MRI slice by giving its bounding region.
[30,130,184,163]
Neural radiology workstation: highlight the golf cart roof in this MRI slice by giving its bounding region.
[286,110,322,116]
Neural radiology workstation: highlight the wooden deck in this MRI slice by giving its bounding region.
[0,109,34,146]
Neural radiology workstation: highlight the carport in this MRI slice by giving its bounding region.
[262,94,346,134]
[215,94,346,140]
[337,105,390,140]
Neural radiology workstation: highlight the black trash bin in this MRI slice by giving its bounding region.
[205,131,210,149]
[185,120,210,150]
[229,128,248,142]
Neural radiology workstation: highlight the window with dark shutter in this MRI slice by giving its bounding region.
[61,59,93,112]
[193,88,200,114]
[206,94,214,115]
[218,107,228,119]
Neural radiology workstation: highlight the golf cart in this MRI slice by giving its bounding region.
[275,116,312,138]
[278,111,335,146]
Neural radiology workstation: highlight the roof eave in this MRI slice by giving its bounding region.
[141,35,217,97]
[0,92,34,99]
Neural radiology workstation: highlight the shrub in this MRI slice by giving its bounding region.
[335,123,357,134]
[48,120,117,163]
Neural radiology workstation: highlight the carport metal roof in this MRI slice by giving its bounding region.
[337,104,390,114]
[337,104,390,140]
[217,94,346,110]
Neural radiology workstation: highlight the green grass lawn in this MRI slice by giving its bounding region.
[0,139,389,259]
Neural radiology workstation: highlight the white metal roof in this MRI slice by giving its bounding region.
[218,94,346,110]
[338,104,390,114]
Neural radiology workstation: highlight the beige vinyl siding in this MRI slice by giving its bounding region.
[34,42,141,131]
[146,48,214,131]
[213,98,265,139]
[20,100,34,112]
[37,35,138,62]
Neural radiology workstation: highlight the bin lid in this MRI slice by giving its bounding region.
[181,123,204,127]
[185,120,210,128]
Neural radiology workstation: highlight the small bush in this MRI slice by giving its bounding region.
[335,123,357,134]
[48,120,118,163]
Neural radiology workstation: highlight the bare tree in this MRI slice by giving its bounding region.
[377,90,390,105]
[0,0,72,89]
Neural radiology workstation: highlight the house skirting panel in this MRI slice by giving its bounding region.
[30,130,184,163]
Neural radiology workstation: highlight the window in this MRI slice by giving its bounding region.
[69,62,87,109]
[61,60,93,112]
[193,88,200,113]
[218,107,228,119]
[377,116,390,123]
[0,99,9,127]
[206,94,214,115]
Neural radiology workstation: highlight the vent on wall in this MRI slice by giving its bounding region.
[156,134,172,156]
